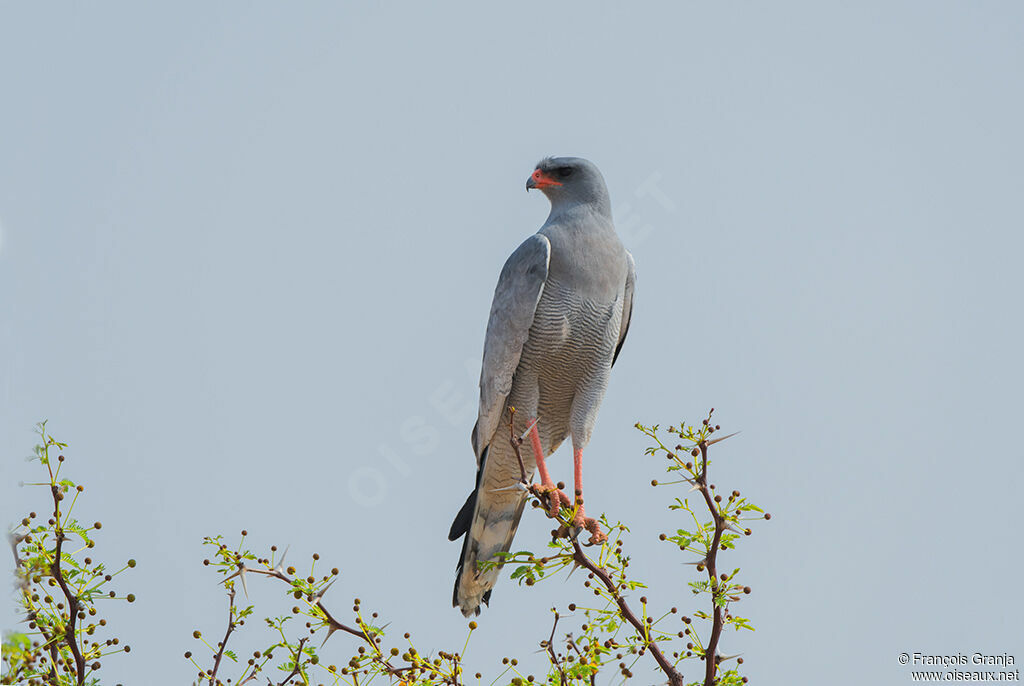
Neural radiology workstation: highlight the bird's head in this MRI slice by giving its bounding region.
[526,157,610,211]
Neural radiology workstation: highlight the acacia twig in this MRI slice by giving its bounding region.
[275,636,309,685]
[220,558,448,685]
[508,407,529,483]
[507,419,685,686]
[695,436,725,686]
[227,563,364,642]
[567,538,683,686]
[49,484,86,685]
[7,534,61,685]
[544,612,567,686]
[208,585,238,685]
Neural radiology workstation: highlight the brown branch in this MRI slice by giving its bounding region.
[223,562,418,683]
[315,600,366,640]
[230,564,365,640]
[544,612,567,686]
[508,407,529,483]
[8,532,60,686]
[49,484,86,684]
[506,416,685,686]
[695,438,725,686]
[208,585,237,685]
[568,538,683,686]
[275,636,309,685]
[30,611,61,686]
[43,632,62,685]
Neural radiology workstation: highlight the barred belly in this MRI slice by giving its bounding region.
[507,277,622,456]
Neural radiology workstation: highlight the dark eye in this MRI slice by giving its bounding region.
[556,166,574,179]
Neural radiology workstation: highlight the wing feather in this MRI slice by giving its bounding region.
[611,251,636,367]
[470,234,551,461]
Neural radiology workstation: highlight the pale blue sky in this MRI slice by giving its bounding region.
[2,3,1023,684]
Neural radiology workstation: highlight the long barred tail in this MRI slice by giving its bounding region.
[449,447,529,617]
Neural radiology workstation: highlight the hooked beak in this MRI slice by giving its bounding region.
[526,168,562,191]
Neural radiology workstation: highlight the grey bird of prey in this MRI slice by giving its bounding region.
[449,157,636,617]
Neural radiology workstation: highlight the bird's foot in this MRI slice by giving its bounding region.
[583,517,608,545]
[530,482,572,518]
[572,506,608,546]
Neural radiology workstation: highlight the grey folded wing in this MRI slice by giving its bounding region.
[612,250,636,367]
[471,234,552,461]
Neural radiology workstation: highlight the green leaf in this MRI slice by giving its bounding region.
[2,631,32,652]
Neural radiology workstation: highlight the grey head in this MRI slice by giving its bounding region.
[526,156,611,216]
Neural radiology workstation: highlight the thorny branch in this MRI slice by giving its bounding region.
[696,434,725,686]
[4,426,133,686]
[48,483,86,684]
[8,522,63,685]
[275,637,309,686]
[208,585,238,685]
[543,612,567,686]
[506,414,686,686]
[212,549,465,686]
[569,539,682,686]
[500,408,764,686]
[225,560,364,642]
[5,532,63,686]
[508,406,530,484]
[639,410,762,686]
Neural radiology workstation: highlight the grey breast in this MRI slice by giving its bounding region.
[507,217,629,453]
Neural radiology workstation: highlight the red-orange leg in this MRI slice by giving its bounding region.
[529,420,553,486]
[573,446,606,544]
[528,420,571,517]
